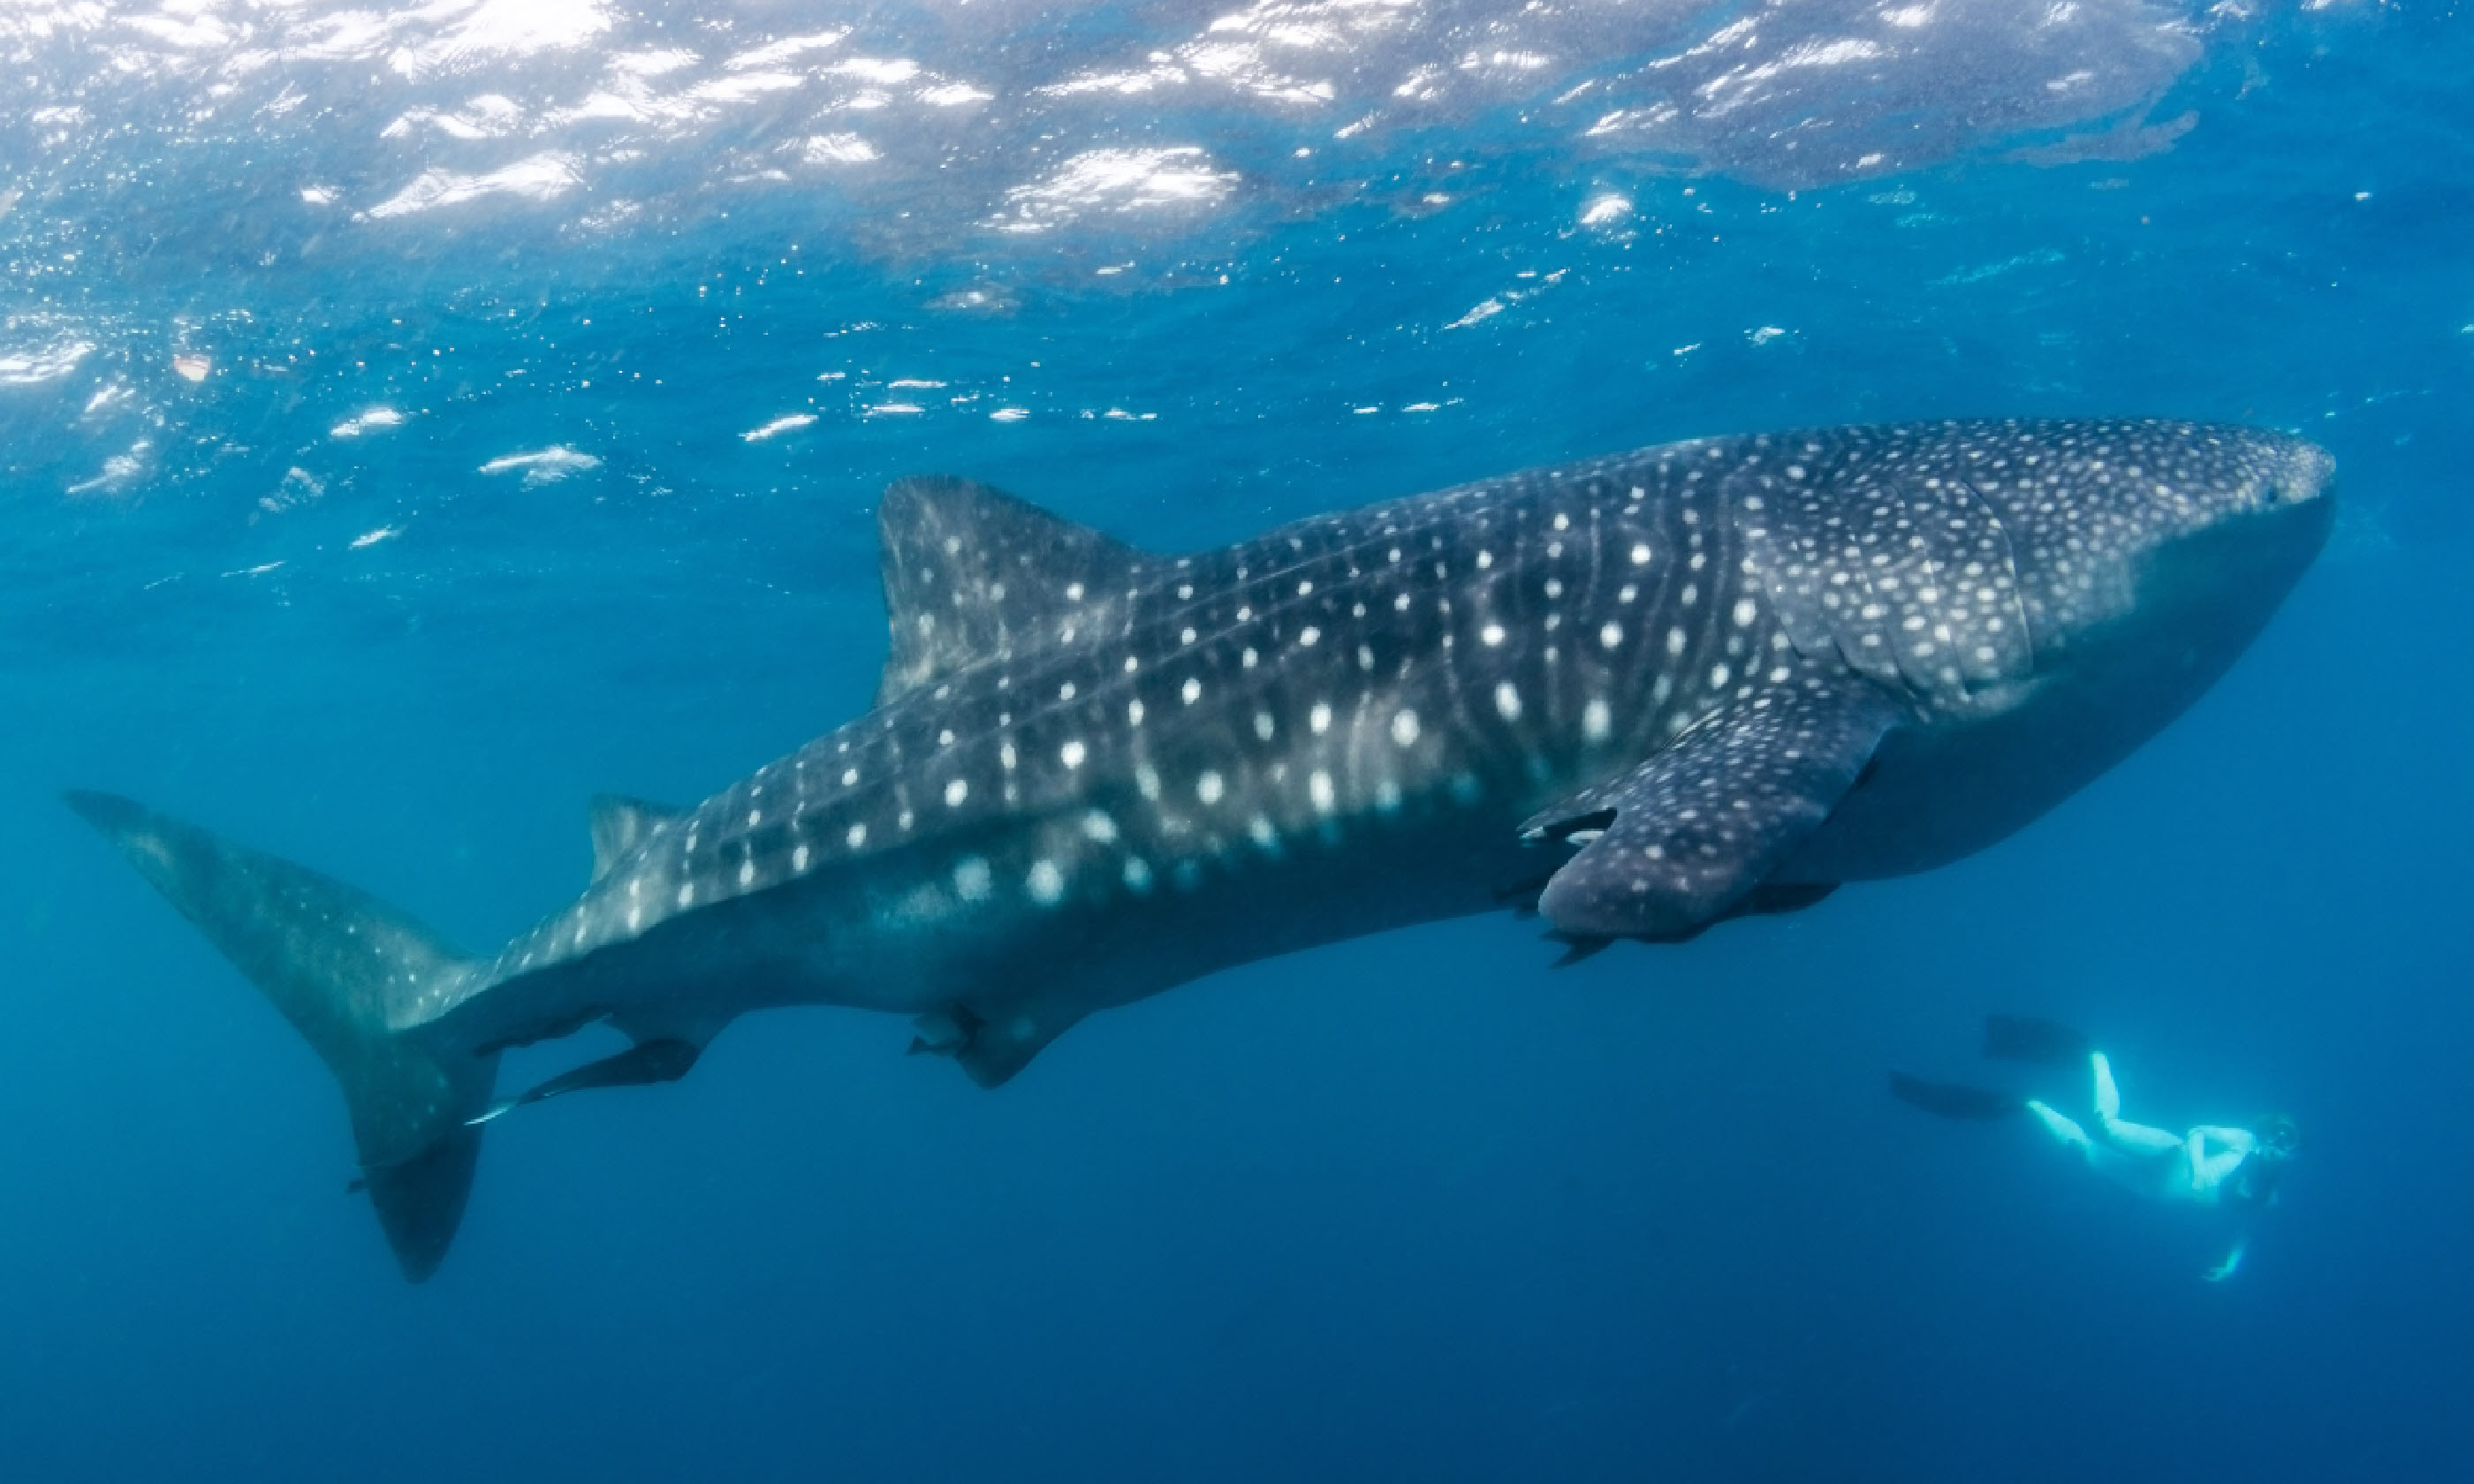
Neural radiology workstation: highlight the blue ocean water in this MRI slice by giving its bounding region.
[4,2,2470,1479]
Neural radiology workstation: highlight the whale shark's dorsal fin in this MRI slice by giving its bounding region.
[588,794,688,883]
[875,476,1154,706]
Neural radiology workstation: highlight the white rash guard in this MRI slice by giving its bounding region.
[2025,1053,2262,1281]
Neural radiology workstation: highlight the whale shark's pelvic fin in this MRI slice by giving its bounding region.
[1522,680,1901,942]
[903,1000,1080,1088]
[587,794,690,884]
[62,791,498,1282]
[874,475,1156,705]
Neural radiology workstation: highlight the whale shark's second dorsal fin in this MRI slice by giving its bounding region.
[875,476,1155,706]
[588,794,689,883]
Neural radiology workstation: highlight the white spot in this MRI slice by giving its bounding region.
[1255,712,1276,740]
[1391,708,1420,746]
[1309,702,1332,734]
[1027,859,1066,904]
[793,844,811,872]
[739,860,756,887]
[1552,512,1571,531]
[945,778,969,806]
[1297,579,1314,596]
[1060,740,1087,769]
[937,730,954,747]
[1135,763,1162,799]
[1599,622,1623,649]
[953,857,993,901]
[1631,543,1651,564]
[1081,811,1119,842]
[1309,770,1336,812]
[1394,594,1412,611]
[1481,624,1506,647]
[1241,647,1259,669]
[842,768,860,786]
[1198,770,1226,805]
[1494,682,1523,721]
[748,809,763,827]
[1181,627,1197,646]
[1733,598,1759,627]
[1374,778,1402,813]
[1710,663,1731,688]
[1583,697,1612,741]
[1128,700,1146,726]
[1299,626,1321,647]
[677,882,695,906]
[1125,655,1140,672]
[1666,627,1688,656]
[1059,681,1077,700]
[1544,579,1564,599]
[1000,743,1018,770]
[847,823,868,848]
[1122,857,1154,892]
[1476,549,1494,569]
[1182,678,1203,704]
[1248,814,1280,848]
[1066,582,1086,602]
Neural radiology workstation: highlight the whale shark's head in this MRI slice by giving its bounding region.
[1967,421,2337,660]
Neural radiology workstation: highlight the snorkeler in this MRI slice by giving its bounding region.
[1892,1017,2303,1282]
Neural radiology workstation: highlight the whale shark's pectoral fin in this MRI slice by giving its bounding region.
[875,475,1160,705]
[588,795,691,883]
[1523,680,1903,942]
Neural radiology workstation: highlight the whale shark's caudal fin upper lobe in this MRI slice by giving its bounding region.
[62,791,498,1281]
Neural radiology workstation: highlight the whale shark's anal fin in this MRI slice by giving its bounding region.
[1522,680,1901,943]
[875,475,1158,705]
[470,1036,702,1126]
[63,791,498,1283]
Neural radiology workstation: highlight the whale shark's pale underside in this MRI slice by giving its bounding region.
[69,420,2334,1279]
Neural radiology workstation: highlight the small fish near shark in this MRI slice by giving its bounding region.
[68,419,2334,1279]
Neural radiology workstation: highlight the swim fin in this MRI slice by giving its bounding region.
[1889,1072,2023,1121]
[1981,1015,2091,1068]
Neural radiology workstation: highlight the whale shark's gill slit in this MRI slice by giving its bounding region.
[1521,806,1615,846]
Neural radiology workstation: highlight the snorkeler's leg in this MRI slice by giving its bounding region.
[2089,1052,2181,1154]
[2024,1100,2096,1159]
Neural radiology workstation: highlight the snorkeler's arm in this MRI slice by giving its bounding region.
[2189,1127,2255,1190]
[2192,1124,2256,1155]
[2203,1235,2248,1283]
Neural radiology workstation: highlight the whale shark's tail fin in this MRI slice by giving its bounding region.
[63,791,498,1282]
[1981,1015,2091,1068]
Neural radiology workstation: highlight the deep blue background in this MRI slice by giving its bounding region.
[4,6,2470,1480]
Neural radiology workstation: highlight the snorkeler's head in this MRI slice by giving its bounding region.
[2258,1113,2303,1161]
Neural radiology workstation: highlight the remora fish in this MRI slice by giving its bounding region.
[69,419,2334,1278]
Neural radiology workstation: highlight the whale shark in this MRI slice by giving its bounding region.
[68,419,2334,1279]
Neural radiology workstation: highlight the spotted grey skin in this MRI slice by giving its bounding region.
[66,419,2334,1279]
